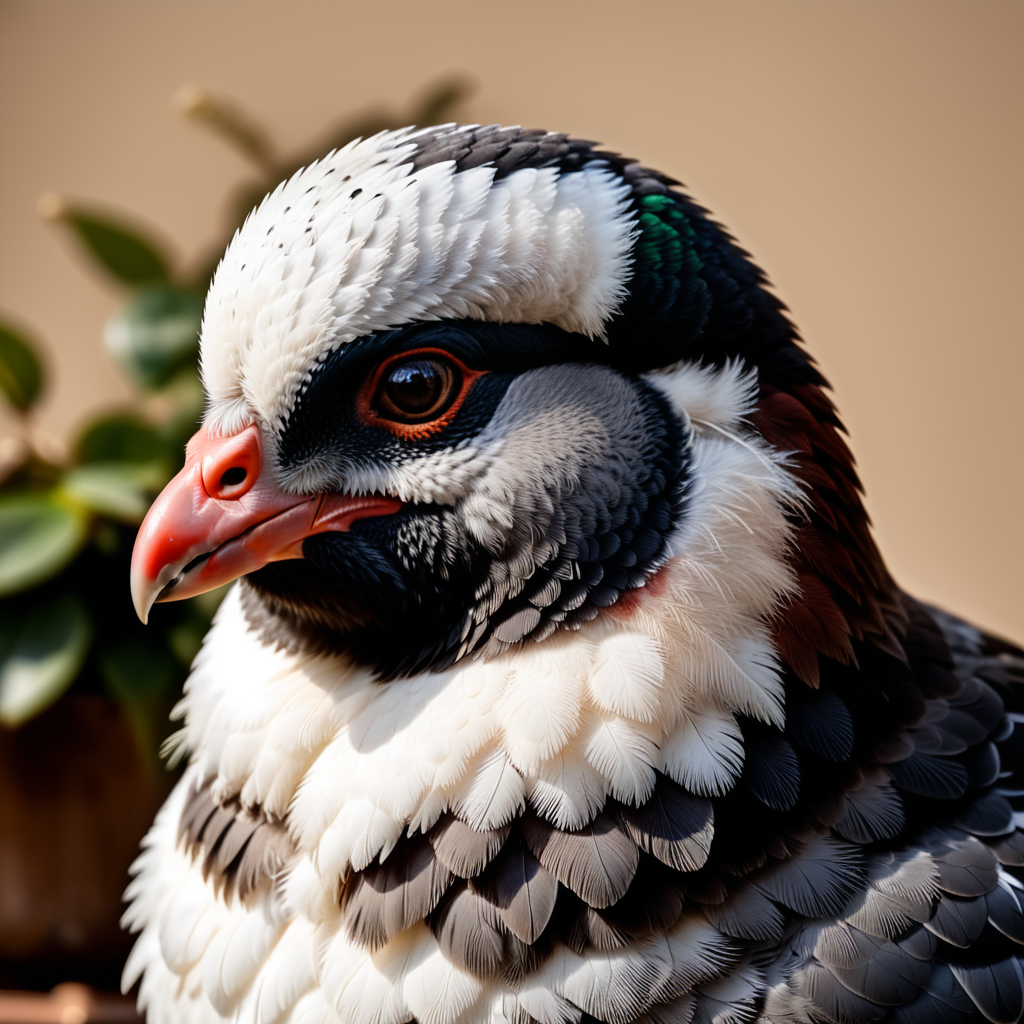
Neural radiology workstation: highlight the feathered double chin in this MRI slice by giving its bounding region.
[129,423,402,623]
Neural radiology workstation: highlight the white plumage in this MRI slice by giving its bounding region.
[201,132,635,441]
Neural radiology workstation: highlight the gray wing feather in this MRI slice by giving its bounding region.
[923,894,989,948]
[431,885,506,977]
[833,769,906,845]
[234,825,294,901]
[343,837,453,949]
[812,923,930,1006]
[428,815,510,878]
[638,994,697,1024]
[567,906,631,952]
[522,813,638,909]
[985,831,1024,867]
[889,751,970,800]
[177,778,296,901]
[899,924,938,962]
[794,957,887,1022]
[950,959,1024,1024]
[475,843,558,944]
[844,850,941,939]
[887,963,983,1023]
[702,884,785,944]
[986,881,1024,944]
[614,781,714,873]
[751,834,865,919]
[926,832,1000,897]
[952,791,1017,837]
[212,813,261,875]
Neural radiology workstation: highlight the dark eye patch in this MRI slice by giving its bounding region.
[277,320,600,475]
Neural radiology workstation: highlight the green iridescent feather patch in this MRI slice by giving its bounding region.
[627,194,707,331]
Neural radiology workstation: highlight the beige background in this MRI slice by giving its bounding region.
[0,0,1020,639]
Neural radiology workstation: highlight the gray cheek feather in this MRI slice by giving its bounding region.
[459,364,633,550]
[377,364,651,540]
[448,363,684,656]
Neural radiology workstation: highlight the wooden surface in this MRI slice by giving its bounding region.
[0,698,169,990]
[0,985,140,1023]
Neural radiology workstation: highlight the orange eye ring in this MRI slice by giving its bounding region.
[357,348,488,440]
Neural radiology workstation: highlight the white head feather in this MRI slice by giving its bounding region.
[199,126,638,437]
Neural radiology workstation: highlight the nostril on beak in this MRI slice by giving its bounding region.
[200,424,262,500]
[220,467,248,488]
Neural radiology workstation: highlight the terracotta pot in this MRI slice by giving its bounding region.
[0,697,170,991]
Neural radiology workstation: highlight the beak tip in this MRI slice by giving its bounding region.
[130,566,155,625]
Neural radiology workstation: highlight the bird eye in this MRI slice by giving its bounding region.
[373,358,459,423]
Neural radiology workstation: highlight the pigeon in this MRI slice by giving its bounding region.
[123,124,1024,1024]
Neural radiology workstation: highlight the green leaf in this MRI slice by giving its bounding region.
[99,638,178,702]
[409,75,475,128]
[326,77,473,151]
[0,593,92,726]
[75,413,166,465]
[191,582,230,619]
[104,285,204,390]
[166,619,208,667]
[0,614,17,673]
[174,85,277,173]
[165,585,225,666]
[60,462,165,522]
[99,638,180,772]
[0,320,45,412]
[0,494,88,597]
[281,78,475,206]
[61,208,171,286]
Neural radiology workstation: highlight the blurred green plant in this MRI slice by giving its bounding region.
[0,77,472,760]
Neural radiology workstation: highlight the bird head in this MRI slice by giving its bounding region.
[131,125,895,682]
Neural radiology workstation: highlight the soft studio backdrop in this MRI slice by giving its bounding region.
[0,0,1021,640]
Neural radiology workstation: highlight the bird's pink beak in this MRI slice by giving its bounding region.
[130,424,402,623]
